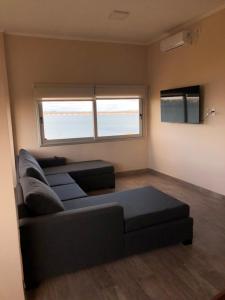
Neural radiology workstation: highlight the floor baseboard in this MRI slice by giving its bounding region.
[116,167,225,200]
[149,168,225,201]
[116,168,149,177]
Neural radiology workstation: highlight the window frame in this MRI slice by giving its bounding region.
[37,97,144,147]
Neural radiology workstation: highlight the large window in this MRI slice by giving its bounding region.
[39,97,143,145]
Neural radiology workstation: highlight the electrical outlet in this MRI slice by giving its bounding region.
[211,108,216,116]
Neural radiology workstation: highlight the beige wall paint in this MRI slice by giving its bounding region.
[0,33,24,300]
[5,35,148,171]
[148,9,225,195]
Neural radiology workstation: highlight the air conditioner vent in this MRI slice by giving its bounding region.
[160,31,189,52]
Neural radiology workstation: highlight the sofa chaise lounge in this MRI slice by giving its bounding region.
[16,149,193,287]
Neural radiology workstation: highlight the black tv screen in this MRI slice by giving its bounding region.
[160,85,200,124]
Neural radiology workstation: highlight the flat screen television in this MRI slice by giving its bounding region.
[160,85,201,124]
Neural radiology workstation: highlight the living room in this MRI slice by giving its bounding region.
[1,1,225,300]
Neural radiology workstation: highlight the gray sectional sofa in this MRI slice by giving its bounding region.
[16,149,193,288]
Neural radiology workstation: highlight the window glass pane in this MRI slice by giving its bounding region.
[96,99,140,137]
[42,101,94,140]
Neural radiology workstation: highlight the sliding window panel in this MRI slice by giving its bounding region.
[96,98,142,138]
[40,101,94,143]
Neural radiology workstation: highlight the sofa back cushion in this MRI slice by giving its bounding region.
[20,177,64,216]
[19,149,49,185]
[19,149,41,169]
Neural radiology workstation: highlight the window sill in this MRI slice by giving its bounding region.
[40,135,144,147]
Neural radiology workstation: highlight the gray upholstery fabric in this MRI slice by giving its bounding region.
[16,150,193,287]
[19,149,42,170]
[46,173,75,187]
[20,177,64,216]
[63,187,189,232]
[37,157,66,168]
[43,160,114,176]
[52,183,87,201]
[19,203,124,285]
[19,149,49,185]
[19,159,49,185]
[71,173,115,191]
[44,160,115,191]
[125,217,193,255]
[15,182,31,219]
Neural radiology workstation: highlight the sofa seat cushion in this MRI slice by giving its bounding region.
[43,160,114,177]
[46,173,75,187]
[52,183,87,201]
[20,177,64,216]
[63,187,190,232]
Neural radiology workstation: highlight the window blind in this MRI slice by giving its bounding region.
[33,84,95,100]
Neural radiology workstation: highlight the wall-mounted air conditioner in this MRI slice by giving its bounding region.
[160,31,189,52]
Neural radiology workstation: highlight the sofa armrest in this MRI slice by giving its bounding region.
[37,156,66,168]
[19,203,124,286]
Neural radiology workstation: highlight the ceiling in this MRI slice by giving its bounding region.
[1,0,225,44]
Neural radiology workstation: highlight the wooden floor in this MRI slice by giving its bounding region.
[26,171,225,300]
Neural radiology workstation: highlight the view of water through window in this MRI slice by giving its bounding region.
[96,99,140,137]
[42,99,140,140]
